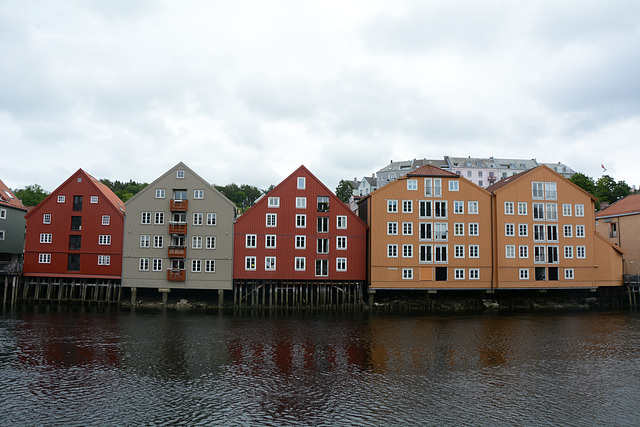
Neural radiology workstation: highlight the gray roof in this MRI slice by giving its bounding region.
[493,157,538,170]
[446,156,498,169]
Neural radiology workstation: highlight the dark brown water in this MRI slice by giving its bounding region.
[1,306,639,426]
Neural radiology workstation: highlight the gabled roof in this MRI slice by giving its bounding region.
[446,156,498,169]
[596,193,640,218]
[406,164,459,178]
[0,179,27,211]
[493,157,538,170]
[25,169,126,219]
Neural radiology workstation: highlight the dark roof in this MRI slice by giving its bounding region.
[596,193,640,218]
[406,164,458,178]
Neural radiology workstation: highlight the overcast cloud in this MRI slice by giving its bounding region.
[2,0,639,193]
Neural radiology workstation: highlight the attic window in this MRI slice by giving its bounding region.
[3,190,13,199]
[77,178,82,182]
[177,170,185,179]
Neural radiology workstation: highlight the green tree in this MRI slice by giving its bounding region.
[100,179,148,202]
[335,180,354,203]
[569,172,596,195]
[12,184,50,206]
[595,175,631,206]
[215,183,274,212]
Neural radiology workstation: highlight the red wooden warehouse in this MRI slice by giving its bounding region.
[23,169,126,301]
[233,165,368,307]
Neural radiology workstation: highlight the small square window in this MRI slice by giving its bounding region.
[90,196,98,203]
[268,197,280,208]
[177,170,185,179]
[58,195,65,203]
[155,189,165,199]
[194,190,204,199]
[43,214,52,224]
[297,177,306,189]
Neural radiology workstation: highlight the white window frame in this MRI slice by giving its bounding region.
[57,195,65,203]
[265,256,276,271]
[91,195,99,204]
[295,257,306,271]
[268,197,280,208]
[141,212,151,224]
[387,199,398,213]
[506,245,516,258]
[564,269,574,280]
[139,258,149,271]
[246,234,257,248]
[266,213,277,227]
[337,215,347,229]
[153,235,163,248]
[402,268,414,280]
[469,245,479,258]
[40,233,52,244]
[193,213,203,226]
[336,258,347,272]
[296,197,307,209]
[245,256,256,271]
[468,201,479,215]
[140,235,150,248]
[296,214,306,228]
[192,236,202,249]
[206,236,216,250]
[454,269,465,280]
[154,212,164,225]
[98,235,111,245]
[205,260,215,273]
[43,214,52,224]
[402,200,413,214]
[194,189,204,199]
[518,202,527,216]
[505,202,514,215]
[469,269,480,280]
[102,215,110,226]
[468,223,479,236]
[265,235,277,248]
[297,177,306,189]
[207,213,217,226]
[387,244,398,258]
[155,189,165,199]
[520,269,529,280]
[407,179,418,191]
[39,253,51,264]
[575,204,585,217]
[454,245,465,259]
[337,236,347,250]
[449,181,459,192]
[295,235,306,249]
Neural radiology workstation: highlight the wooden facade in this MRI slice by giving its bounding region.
[595,193,640,276]
[23,169,125,282]
[359,164,493,290]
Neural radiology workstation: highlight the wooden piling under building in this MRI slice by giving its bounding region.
[233,280,365,309]
[13,277,122,305]
[625,275,640,308]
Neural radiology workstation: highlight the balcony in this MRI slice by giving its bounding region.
[169,222,187,235]
[167,269,185,282]
[168,246,186,258]
[170,199,188,211]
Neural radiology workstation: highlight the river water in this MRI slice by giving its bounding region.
[1,306,639,426]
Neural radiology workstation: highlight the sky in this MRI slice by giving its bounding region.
[2,0,640,193]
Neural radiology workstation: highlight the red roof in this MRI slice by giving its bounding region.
[406,164,459,178]
[0,178,27,211]
[596,193,640,218]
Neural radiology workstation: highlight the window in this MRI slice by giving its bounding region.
[268,197,280,208]
[575,204,585,217]
[154,212,164,225]
[431,223,447,243]
[402,244,413,258]
[533,203,544,220]
[454,245,465,258]
[449,181,459,192]
[265,257,276,271]
[194,190,204,199]
[454,269,465,280]
[547,246,559,264]
[535,267,546,281]
[40,233,52,244]
[69,235,81,250]
[153,235,163,248]
[454,201,464,214]
[469,269,479,279]
[43,214,51,224]
[402,200,413,213]
[547,225,559,242]
[193,213,203,226]
[563,204,572,216]
[337,258,347,271]
[245,256,256,271]
[140,235,150,248]
[454,223,464,236]
[387,199,398,213]
[610,223,617,238]
[295,257,306,271]
[317,238,329,254]
[520,269,529,280]
[506,245,516,258]
[296,214,306,228]
[295,235,306,249]
[337,236,347,250]
[576,225,585,238]
[564,246,573,259]
[419,222,432,241]
[518,202,527,216]
[71,216,82,231]
[387,222,398,235]
[68,255,80,271]
[479,180,484,186]
[205,260,215,273]
[564,225,573,238]
[98,235,111,245]
[152,259,162,272]
[419,245,432,263]
[297,177,306,189]
[546,204,558,221]
[532,182,544,199]
[407,179,418,191]
[266,235,276,248]
[174,190,187,200]
[206,213,217,226]
[402,222,413,236]
[534,246,545,263]
[246,234,257,248]
[296,197,307,209]
[425,178,432,196]
[534,224,545,242]
[434,245,448,263]
[403,268,414,280]
[316,259,329,276]
[155,189,165,199]
[73,196,83,211]
[139,258,149,271]
[519,245,529,258]
[317,196,329,212]
[505,223,515,237]
[206,236,216,249]
[266,213,277,227]
[518,224,528,237]
[505,202,514,215]
[141,212,151,224]
[433,179,442,197]
[469,245,479,258]
[102,215,110,226]
[468,223,479,236]
[317,217,328,233]
[419,200,432,218]
[98,255,110,266]
[90,196,98,204]
[434,201,447,218]
[468,201,479,214]
[545,182,557,200]
[337,215,347,229]
[467,171,472,177]
[177,170,185,179]
[564,269,574,280]
[387,244,398,258]
[58,195,65,203]
[577,246,586,259]
[192,236,202,249]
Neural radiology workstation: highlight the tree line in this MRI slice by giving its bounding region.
[569,173,633,210]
